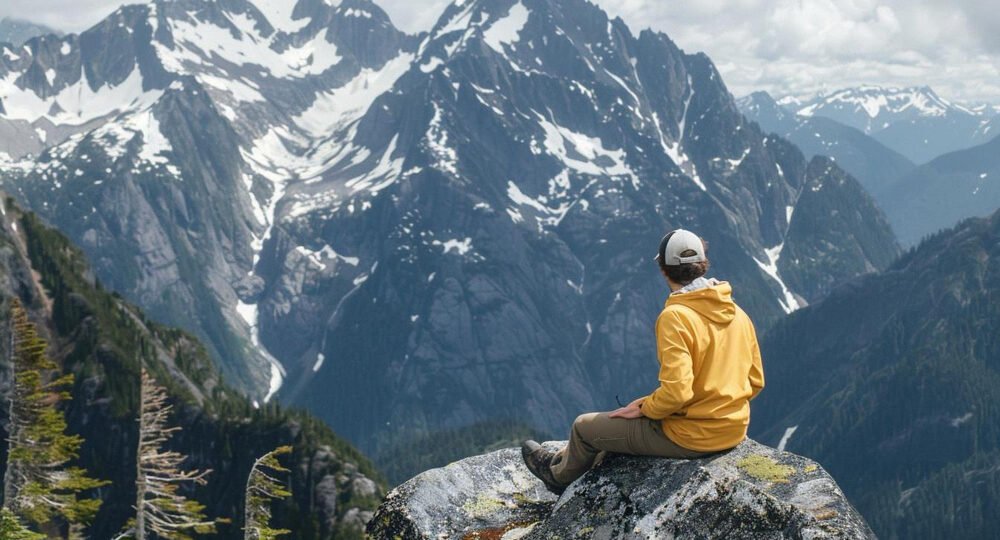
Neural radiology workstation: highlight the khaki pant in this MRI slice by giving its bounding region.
[550,412,714,486]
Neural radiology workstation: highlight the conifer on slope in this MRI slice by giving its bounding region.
[3,298,106,532]
[244,446,292,540]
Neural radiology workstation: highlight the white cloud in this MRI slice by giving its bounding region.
[594,0,1000,102]
[2,0,997,103]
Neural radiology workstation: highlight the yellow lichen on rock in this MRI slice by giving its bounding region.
[462,494,507,517]
[737,455,796,483]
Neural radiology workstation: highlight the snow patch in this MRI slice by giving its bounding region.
[433,237,473,255]
[294,52,414,137]
[295,245,360,270]
[777,425,798,451]
[483,2,530,51]
[0,65,161,125]
[535,113,639,188]
[753,243,801,314]
[652,75,704,191]
[951,412,973,428]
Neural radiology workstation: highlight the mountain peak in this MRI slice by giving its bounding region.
[798,85,961,120]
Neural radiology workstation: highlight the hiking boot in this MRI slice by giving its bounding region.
[520,440,566,495]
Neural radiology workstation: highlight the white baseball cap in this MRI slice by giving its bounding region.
[655,229,706,266]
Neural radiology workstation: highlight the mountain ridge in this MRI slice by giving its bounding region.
[738,90,916,196]
[750,206,1000,539]
[0,0,898,455]
[779,85,997,163]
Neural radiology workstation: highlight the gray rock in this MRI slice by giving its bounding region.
[314,474,339,529]
[352,476,380,499]
[342,507,375,530]
[368,439,875,540]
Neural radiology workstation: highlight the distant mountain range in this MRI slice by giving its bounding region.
[781,85,997,164]
[0,0,897,456]
[741,89,1000,247]
[751,207,1000,539]
[0,17,60,46]
[881,134,1000,246]
[738,91,915,196]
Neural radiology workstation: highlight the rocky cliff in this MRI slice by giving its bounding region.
[368,439,874,539]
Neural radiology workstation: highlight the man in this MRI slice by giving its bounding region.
[522,229,765,494]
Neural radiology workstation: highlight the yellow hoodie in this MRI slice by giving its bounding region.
[639,281,764,452]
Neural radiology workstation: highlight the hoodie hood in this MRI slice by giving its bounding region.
[665,281,736,324]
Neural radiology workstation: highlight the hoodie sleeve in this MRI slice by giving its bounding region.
[748,319,765,400]
[641,309,695,420]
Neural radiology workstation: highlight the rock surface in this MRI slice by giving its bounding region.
[368,439,875,539]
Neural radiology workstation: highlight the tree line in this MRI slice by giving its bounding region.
[3,298,292,539]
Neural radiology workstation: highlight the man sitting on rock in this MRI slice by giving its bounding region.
[522,229,765,494]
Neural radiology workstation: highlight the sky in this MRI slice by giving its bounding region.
[2,0,998,103]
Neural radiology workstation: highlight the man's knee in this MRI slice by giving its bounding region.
[572,412,603,440]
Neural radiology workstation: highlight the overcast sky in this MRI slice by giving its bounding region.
[2,0,998,103]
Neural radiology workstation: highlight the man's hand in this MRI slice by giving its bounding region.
[609,399,646,419]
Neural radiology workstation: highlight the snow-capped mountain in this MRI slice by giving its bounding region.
[1,0,417,396]
[788,85,996,164]
[738,91,915,196]
[0,0,898,452]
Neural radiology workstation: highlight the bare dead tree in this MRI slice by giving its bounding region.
[134,368,219,539]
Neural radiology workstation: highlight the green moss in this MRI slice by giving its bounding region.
[737,455,796,483]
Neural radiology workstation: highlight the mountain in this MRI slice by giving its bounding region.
[750,208,1000,539]
[745,90,1000,247]
[0,17,60,46]
[791,85,996,164]
[738,91,915,196]
[0,0,419,398]
[0,0,898,455]
[879,134,1000,246]
[0,195,384,538]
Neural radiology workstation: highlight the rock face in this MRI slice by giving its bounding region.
[368,439,875,539]
[1,0,899,455]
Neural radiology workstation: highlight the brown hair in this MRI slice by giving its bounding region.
[657,239,710,286]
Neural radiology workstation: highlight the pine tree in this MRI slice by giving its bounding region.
[0,508,44,540]
[244,446,293,540]
[3,298,106,531]
[134,368,220,539]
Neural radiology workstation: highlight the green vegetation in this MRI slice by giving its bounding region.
[244,446,293,540]
[0,508,43,540]
[0,199,385,538]
[3,298,107,535]
[752,209,1000,539]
